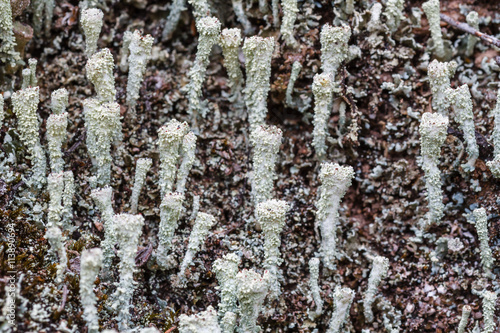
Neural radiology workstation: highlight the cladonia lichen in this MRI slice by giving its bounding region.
[90,187,115,274]
[316,162,354,270]
[363,255,389,323]
[327,286,355,333]
[156,192,185,269]
[465,11,479,57]
[384,0,405,32]
[486,89,500,177]
[126,30,154,110]
[46,226,67,284]
[480,290,497,333]
[178,306,221,333]
[468,208,494,278]
[307,257,323,320]
[86,48,116,103]
[457,304,471,333]
[422,0,445,59]
[220,28,244,102]
[320,24,351,80]
[81,9,104,57]
[46,112,68,173]
[212,253,241,319]
[129,158,152,214]
[285,61,302,108]
[312,73,335,160]
[428,59,457,116]
[176,131,197,194]
[80,248,103,333]
[281,0,298,48]
[47,172,64,229]
[236,269,270,333]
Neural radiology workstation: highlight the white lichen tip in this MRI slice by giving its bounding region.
[11,87,41,154]
[47,172,65,229]
[81,8,104,57]
[220,28,244,99]
[157,118,189,195]
[363,255,389,323]
[178,306,221,333]
[327,286,355,333]
[212,253,241,319]
[281,0,299,48]
[384,0,405,32]
[470,208,494,277]
[126,30,154,109]
[481,290,497,333]
[319,162,355,192]
[157,191,185,269]
[312,73,335,159]
[236,269,270,333]
[220,28,241,49]
[257,199,289,299]
[46,226,67,284]
[422,0,445,59]
[80,248,103,333]
[50,88,69,115]
[320,24,351,79]
[419,112,449,157]
[447,84,478,171]
[250,125,283,205]
[129,157,152,214]
[243,36,275,131]
[428,59,457,116]
[176,131,197,194]
[86,48,116,103]
[457,304,471,333]
[47,113,68,173]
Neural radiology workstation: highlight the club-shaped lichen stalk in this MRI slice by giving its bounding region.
[285,61,302,107]
[469,208,494,278]
[80,248,103,333]
[486,89,500,177]
[86,48,116,103]
[419,112,448,229]
[422,0,445,59]
[320,24,351,80]
[176,131,197,194]
[0,0,20,66]
[62,171,75,230]
[257,199,289,300]
[312,73,335,160]
[327,286,355,333]
[81,9,103,57]
[47,172,65,229]
[220,28,244,101]
[90,187,115,273]
[212,253,241,319]
[428,59,457,116]
[156,192,185,269]
[465,11,479,57]
[236,269,270,333]
[46,113,68,173]
[308,257,323,320]
[130,158,152,214]
[363,256,389,323]
[281,0,299,48]
[126,30,154,110]
[481,290,497,333]
[46,226,67,284]
[384,0,405,32]
[316,162,354,270]
[457,305,471,333]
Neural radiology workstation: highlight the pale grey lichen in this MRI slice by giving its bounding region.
[83,99,122,186]
[212,253,241,319]
[231,0,253,35]
[221,311,237,333]
[50,88,69,115]
[32,0,54,37]
[21,68,31,89]
[363,255,389,323]
[47,172,65,229]
[320,24,351,80]
[469,208,494,278]
[312,73,335,160]
[457,304,471,333]
[179,306,221,333]
[236,269,270,333]
[250,125,282,205]
[188,0,210,22]
[0,0,20,66]
[12,87,47,190]
[130,157,152,214]
[316,162,354,270]
[46,226,67,284]
[46,113,68,173]
[162,0,186,41]
[285,61,302,108]
[176,131,197,194]
[243,36,275,131]
[86,48,116,103]
[220,28,244,102]
[281,0,299,48]
[419,112,448,228]
[0,95,3,128]
[178,212,216,281]
[307,257,323,320]
[486,89,500,177]
[327,286,355,333]
[79,248,103,333]
[157,192,185,269]
[256,199,289,300]
[126,30,154,110]
[446,84,478,172]
[111,213,145,331]
[61,171,75,230]
[422,0,445,59]
[186,17,221,119]
[29,58,38,86]
[90,186,115,273]
[480,290,497,333]
[428,59,457,116]
[465,11,479,57]
[384,0,405,32]
[367,2,383,33]
[81,9,104,57]
[157,118,189,196]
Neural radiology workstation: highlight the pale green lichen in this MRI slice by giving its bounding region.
[81,9,104,57]
[187,0,210,22]
[327,286,355,333]
[46,226,67,284]
[157,192,185,269]
[157,118,189,196]
[0,95,3,127]
[236,269,270,333]
[29,58,38,86]
[111,213,145,331]
[312,73,335,160]
[250,125,282,205]
[86,49,116,103]
[307,257,323,320]
[285,61,302,107]
[46,113,68,173]
[465,11,479,57]
[419,112,448,228]
[47,172,64,229]
[481,291,497,333]
[220,28,244,101]
[221,311,237,333]
[231,0,253,35]
[256,199,289,299]
[447,84,478,172]
[61,171,75,230]
[243,36,275,131]
[21,69,31,89]
[130,158,152,214]
[486,89,500,177]
[126,30,154,110]
[186,17,221,119]
[162,0,186,41]
[83,99,122,186]
[457,304,471,333]
[212,253,241,319]
[176,131,197,194]
[281,0,298,48]
[363,255,389,323]
[90,186,115,274]
[320,24,351,80]
[316,162,354,270]
[178,212,216,281]
[469,208,494,278]
[428,59,457,116]
[0,0,20,66]
[384,0,405,32]
[80,248,102,333]
[50,88,69,115]
[422,0,445,59]
[179,306,221,333]
[32,0,54,36]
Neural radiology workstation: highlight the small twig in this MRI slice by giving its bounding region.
[64,131,86,157]
[165,327,177,333]
[440,13,500,49]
